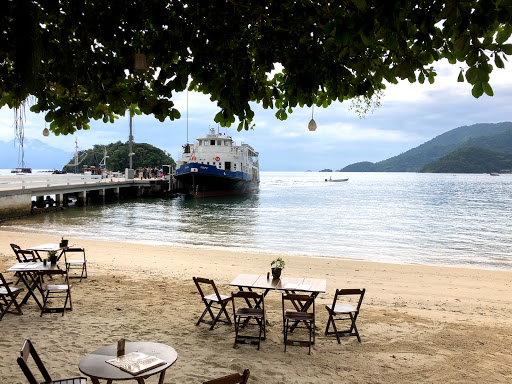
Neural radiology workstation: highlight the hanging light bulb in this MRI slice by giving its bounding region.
[42,127,49,136]
[134,49,148,72]
[308,105,317,131]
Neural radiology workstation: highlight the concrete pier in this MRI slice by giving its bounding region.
[0,174,180,220]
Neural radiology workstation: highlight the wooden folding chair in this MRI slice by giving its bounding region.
[282,293,316,354]
[325,288,365,343]
[232,291,266,350]
[17,339,88,384]
[63,248,88,281]
[193,277,232,330]
[0,272,24,321]
[40,269,72,316]
[203,369,250,384]
[16,248,41,262]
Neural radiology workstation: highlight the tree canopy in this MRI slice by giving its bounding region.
[1,0,511,135]
[63,141,175,172]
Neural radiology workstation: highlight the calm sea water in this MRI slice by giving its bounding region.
[2,172,512,271]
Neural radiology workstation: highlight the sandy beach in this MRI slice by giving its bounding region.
[1,229,511,383]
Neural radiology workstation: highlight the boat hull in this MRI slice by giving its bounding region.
[175,163,259,197]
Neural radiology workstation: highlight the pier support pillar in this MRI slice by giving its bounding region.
[55,193,63,208]
[35,195,45,208]
[99,188,106,203]
[114,187,120,200]
[77,191,87,206]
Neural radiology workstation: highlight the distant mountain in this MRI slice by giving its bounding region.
[419,147,512,173]
[0,138,72,170]
[340,122,512,172]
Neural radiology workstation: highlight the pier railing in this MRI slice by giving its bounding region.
[0,173,125,190]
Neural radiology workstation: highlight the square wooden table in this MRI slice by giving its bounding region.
[27,243,69,261]
[230,273,326,296]
[230,274,327,334]
[7,262,60,309]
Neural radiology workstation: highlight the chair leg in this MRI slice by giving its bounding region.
[284,319,288,352]
[40,291,50,317]
[220,302,232,325]
[350,313,361,342]
[233,316,241,348]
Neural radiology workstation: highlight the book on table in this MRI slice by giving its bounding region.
[106,352,166,375]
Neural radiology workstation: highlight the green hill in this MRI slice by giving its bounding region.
[340,122,512,172]
[63,141,175,172]
[419,147,512,173]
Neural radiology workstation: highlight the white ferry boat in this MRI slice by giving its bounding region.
[175,128,259,197]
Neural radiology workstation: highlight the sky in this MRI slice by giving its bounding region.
[1,58,511,171]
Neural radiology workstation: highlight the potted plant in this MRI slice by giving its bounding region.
[270,257,285,279]
[60,237,68,248]
[47,250,58,265]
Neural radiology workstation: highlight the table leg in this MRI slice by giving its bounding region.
[18,272,44,309]
[158,369,167,384]
[136,378,146,384]
[89,377,102,384]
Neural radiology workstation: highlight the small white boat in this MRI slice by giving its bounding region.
[11,167,32,174]
[325,178,349,182]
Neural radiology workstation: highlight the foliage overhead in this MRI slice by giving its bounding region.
[1,1,511,135]
[63,141,175,172]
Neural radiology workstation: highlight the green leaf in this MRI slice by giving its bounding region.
[472,82,483,98]
[352,0,367,11]
[494,54,505,69]
[454,35,469,52]
[501,44,512,55]
[457,69,464,82]
[483,82,494,97]
[418,72,425,84]
[496,25,512,45]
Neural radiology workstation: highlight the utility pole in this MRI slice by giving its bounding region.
[129,115,134,169]
[74,138,79,174]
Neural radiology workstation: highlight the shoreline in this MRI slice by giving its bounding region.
[1,226,510,273]
[1,230,512,383]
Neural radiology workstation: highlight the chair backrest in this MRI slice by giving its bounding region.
[17,339,52,384]
[16,249,38,263]
[10,243,21,256]
[231,291,264,312]
[193,277,223,301]
[203,369,250,384]
[63,247,86,259]
[331,288,365,312]
[282,293,315,314]
[0,272,12,288]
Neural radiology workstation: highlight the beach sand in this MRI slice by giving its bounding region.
[1,230,511,383]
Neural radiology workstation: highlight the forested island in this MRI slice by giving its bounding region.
[62,141,176,173]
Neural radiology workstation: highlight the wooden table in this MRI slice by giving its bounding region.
[27,243,68,260]
[230,274,327,296]
[7,262,60,309]
[230,274,327,333]
[78,342,178,384]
